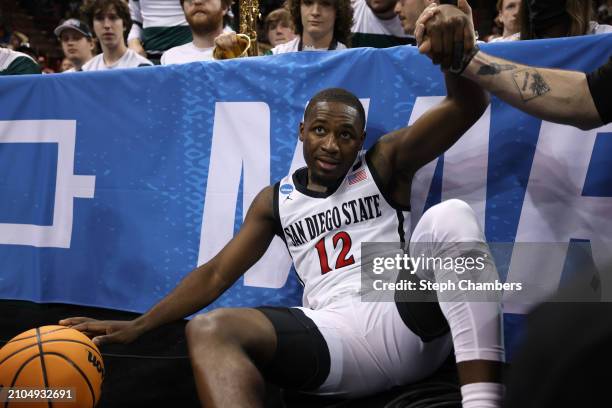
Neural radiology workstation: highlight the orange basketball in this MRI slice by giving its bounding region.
[0,325,104,408]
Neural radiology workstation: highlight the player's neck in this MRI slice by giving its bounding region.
[102,42,127,65]
[301,31,334,50]
[192,26,224,49]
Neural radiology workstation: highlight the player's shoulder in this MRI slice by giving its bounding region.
[249,185,276,219]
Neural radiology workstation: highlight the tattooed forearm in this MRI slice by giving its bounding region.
[476,63,516,75]
[511,69,551,101]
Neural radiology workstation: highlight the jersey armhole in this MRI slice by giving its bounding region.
[365,148,411,212]
[272,181,286,242]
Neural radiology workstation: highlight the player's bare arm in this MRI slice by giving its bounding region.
[415,1,603,130]
[367,71,488,207]
[60,186,278,345]
[460,53,601,130]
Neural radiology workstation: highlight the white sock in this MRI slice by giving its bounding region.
[461,382,504,408]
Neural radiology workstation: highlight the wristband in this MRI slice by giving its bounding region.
[449,44,480,75]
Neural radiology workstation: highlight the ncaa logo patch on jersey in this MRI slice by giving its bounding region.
[280,184,294,195]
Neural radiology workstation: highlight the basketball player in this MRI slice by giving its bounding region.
[61,77,504,405]
[415,0,611,129]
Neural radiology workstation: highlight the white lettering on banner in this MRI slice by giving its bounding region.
[0,120,96,248]
[410,97,491,230]
[198,102,293,288]
[410,97,443,227]
[504,122,612,314]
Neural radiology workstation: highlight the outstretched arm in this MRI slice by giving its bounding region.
[460,52,603,130]
[368,71,488,206]
[61,186,278,345]
[415,1,608,130]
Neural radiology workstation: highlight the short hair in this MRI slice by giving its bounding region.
[287,0,353,47]
[265,8,293,34]
[81,0,131,34]
[304,88,366,132]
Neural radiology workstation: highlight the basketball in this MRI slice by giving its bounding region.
[0,325,104,408]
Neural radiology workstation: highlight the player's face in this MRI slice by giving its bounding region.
[93,6,125,50]
[366,0,399,17]
[268,21,296,47]
[183,0,226,34]
[394,0,430,35]
[300,101,365,189]
[60,30,94,64]
[499,0,520,35]
[301,0,336,41]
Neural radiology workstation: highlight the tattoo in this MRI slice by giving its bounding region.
[477,63,516,75]
[511,69,551,101]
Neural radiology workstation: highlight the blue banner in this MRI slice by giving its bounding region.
[1,34,612,358]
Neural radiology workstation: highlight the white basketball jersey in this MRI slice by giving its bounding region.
[275,151,411,309]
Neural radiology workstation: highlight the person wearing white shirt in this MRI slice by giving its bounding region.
[161,0,232,65]
[127,0,192,61]
[488,0,520,42]
[214,0,353,57]
[351,0,414,48]
[81,0,153,71]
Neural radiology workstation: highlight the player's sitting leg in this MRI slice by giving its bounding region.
[410,199,505,408]
[186,306,334,407]
[185,308,277,408]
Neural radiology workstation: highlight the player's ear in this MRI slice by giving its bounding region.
[299,122,305,142]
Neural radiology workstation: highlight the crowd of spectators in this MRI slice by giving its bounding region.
[0,0,611,74]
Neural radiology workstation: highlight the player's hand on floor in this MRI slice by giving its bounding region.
[59,317,144,346]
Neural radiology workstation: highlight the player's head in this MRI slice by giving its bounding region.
[288,0,353,47]
[81,0,131,50]
[180,0,232,35]
[300,88,366,187]
[394,0,433,35]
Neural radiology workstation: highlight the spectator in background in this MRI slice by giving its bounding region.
[394,0,432,37]
[274,0,353,53]
[265,8,296,48]
[81,0,153,71]
[127,0,194,63]
[8,31,29,51]
[60,57,75,72]
[214,0,352,56]
[597,0,612,24]
[160,0,232,65]
[54,19,96,72]
[518,0,612,40]
[0,47,41,75]
[351,0,415,48]
[489,0,521,42]
[0,18,11,47]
